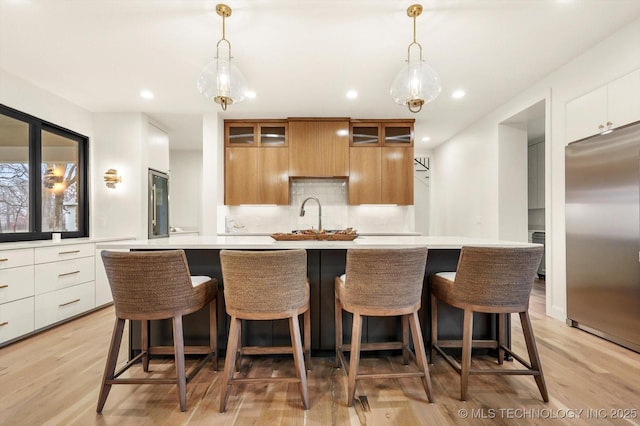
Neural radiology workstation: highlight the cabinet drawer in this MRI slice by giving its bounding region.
[0,265,35,303]
[0,248,34,270]
[0,297,35,344]
[35,257,95,295]
[34,282,95,329]
[34,243,94,264]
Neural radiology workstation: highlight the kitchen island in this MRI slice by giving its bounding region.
[97,235,538,357]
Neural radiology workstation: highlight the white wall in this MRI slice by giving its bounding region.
[0,70,93,137]
[202,113,220,236]
[498,123,528,242]
[92,113,146,239]
[431,17,640,321]
[170,150,202,230]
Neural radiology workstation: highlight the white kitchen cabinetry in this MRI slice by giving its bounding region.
[0,240,125,346]
[34,281,95,329]
[33,244,95,330]
[0,249,35,344]
[527,141,545,209]
[566,69,640,143]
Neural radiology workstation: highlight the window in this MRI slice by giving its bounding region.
[0,104,89,242]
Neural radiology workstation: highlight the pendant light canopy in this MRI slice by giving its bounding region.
[197,4,249,111]
[390,4,441,113]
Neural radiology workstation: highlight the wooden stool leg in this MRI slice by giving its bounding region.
[408,312,434,403]
[220,317,241,412]
[347,313,363,407]
[430,293,438,363]
[460,309,473,401]
[497,313,506,365]
[97,318,125,413]
[402,314,410,365]
[335,292,343,368]
[173,315,187,412]
[289,315,310,410]
[141,319,149,372]
[304,308,311,370]
[520,311,549,402]
[209,300,218,371]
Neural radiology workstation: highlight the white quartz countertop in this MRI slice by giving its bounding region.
[96,235,539,250]
[1,236,134,251]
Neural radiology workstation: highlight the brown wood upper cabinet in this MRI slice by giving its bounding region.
[225,120,288,147]
[350,119,414,147]
[349,119,414,205]
[288,119,350,177]
[224,120,289,205]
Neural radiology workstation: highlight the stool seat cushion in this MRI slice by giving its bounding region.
[191,276,212,287]
[434,272,456,282]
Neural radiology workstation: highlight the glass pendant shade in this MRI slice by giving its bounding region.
[197,4,248,111]
[197,43,248,110]
[390,4,441,113]
[390,55,441,112]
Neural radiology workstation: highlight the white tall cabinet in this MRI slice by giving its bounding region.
[566,69,640,142]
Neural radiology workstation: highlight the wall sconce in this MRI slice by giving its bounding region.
[104,169,122,189]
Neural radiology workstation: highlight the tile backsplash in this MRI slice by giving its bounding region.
[221,178,415,234]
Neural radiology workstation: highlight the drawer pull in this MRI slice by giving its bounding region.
[0,258,8,262]
[59,298,81,307]
[0,284,8,289]
[58,270,81,277]
[0,321,8,327]
[58,250,81,255]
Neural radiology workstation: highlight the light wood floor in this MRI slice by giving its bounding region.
[1,280,639,425]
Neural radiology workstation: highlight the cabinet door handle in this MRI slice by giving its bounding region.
[59,298,81,307]
[0,321,8,327]
[0,258,8,262]
[0,284,8,289]
[58,270,80,277]
[58,250,81,255]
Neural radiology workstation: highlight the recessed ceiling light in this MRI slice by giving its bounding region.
[452,89,466,100]
[422,136,431,142]
[346,90,358,99]
[140,90,154,100]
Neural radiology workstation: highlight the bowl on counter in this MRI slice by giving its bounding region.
[271,228,358,241]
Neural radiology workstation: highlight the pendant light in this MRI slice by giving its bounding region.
[197,4,249,111]
[390,4,441,113]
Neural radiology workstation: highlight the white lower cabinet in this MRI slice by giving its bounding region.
[34,281,95,329]
[35,257,95,294]
[0,265,35,304]
[0,298,35,344]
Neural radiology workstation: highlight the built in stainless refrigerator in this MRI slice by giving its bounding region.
[565,121,640,353]
[148,169,169,239]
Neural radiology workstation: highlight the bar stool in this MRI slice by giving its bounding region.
[430,246,548,401]
[97,250,218,413]
[219,249,310,412]
[335,247,433,406]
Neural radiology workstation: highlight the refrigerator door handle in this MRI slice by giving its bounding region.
[151,183,157,226]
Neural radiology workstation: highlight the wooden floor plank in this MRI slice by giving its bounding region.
[1,280,639,425]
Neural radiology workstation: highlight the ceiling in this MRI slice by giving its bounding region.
[1,1,639,151]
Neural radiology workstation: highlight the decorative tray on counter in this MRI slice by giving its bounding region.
[271,228,358,241]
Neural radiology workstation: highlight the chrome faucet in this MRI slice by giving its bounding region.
[299,196,322,231]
